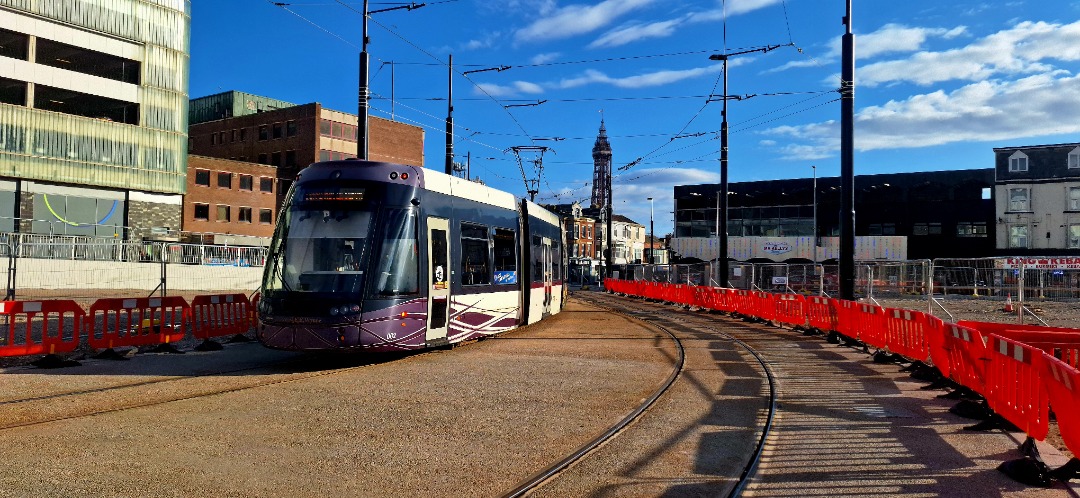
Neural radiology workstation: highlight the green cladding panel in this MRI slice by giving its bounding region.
[188,91,297,125]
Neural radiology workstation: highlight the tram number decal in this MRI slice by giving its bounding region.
[386,332,397,340]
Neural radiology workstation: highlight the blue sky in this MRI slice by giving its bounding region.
[190,1,1080,235]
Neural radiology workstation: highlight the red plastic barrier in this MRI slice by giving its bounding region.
[883,308,931,363]
[833,299,860,338]
[88,296,190,350]
[805,296,838,333]
[853,302,887,347]
[924,315,952,378]
[774,293,808,328]
[0,300,84,357]
[958,321,1080,369]
[983,334,1049,441]
[191,294,252,340]
[751,291,776,322]
[1041,353,1080,458]
[716,288,738,313]
[941,322,989,396]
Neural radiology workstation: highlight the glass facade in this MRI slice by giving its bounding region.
[0,0,191,194]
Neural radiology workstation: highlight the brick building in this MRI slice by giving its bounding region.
[184,155,279,242]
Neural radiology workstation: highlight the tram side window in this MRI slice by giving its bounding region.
[372,209,419,296]
[461,223,490,286]
[493,228,516,285]
[532,235,543,283]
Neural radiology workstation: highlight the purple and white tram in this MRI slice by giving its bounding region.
[257,159,564,352]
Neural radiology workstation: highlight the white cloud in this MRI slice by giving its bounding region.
[473,80,546,97]
[861,20,1080,86]
[762,73,1080,159]
[530,52,561,64]
[514,0,655,43]
[765,23,968,74]
[557,62,739,89]
[588,16,688,48]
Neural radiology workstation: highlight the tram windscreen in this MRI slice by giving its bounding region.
[263,205,373,294]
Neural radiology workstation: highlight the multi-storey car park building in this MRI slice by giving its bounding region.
[0,0,190,241]
[993,142,1080,255]
[673,169,997,262]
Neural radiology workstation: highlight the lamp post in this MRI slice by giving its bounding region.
[812,164,817,258]
[648,197,655,264]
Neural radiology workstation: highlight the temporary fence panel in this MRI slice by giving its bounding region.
[0,300,84,357]
[853,302,887,347]
[941,322,990,396]
[87,296,190,350]
[883,307,931,363]
[750,291,776,322]
[833,299,860,339]
[191,294,253,340]
[1041,354,1080,459]
[774,293,808,328]
[924,315,952,378]
[983,334,1050,441]
[805,296,838,333]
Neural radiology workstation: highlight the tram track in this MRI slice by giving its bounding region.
[543,291,778,498]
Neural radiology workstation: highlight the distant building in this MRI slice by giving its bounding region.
[591,119,612,210]
[993,142,1080,254]
[188,91,425,206]
[673,169,996,261]
[184,91,426,244]
[183,155,278,245]
[0,2,191,241]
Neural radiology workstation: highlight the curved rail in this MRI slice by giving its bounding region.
[583,292,779,497]
[500,296,686,498]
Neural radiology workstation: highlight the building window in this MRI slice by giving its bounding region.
[286,120,298,137]
[259,208,273,224]
[320,119,332,136]
[271,151,281,166]
[928,223,942,235]
[1069,147,1080,169]
[240,127,247,141]
[332,122,343,138]
[1009,225,1029,248]
[230,129,237,142]
[272,122,283,139]
[218,131,225,144]
[957,222,987,237]
[285,150,297,168]
[1009,151,1029,172]
[239,175,253,191]
[217,172,232,188]
[238,207,252,223]
[258,153,268,165]
[344,124,356,141]
[0,28,30,61]
[1070,223,1080,249]
[193,203,209,221]
[1008,187,1030,212]
[195,169,210,186]
[210,133,217,145]
[258,125,268,141]
[216,205,231,222]
[1069,187,1080,211]
[260,177,274,193]
[319,150,331,162]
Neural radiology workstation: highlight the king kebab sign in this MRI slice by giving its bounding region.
[998,257,1080,270]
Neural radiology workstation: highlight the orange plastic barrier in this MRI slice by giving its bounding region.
[774,293,807,328]
[883,308,931,363]
[0,300,84,357]
[924,315,952,378]
[87,296,190,350]
[752,291,776,321]
[1041,353,1080,458]
[983,334,1049,440]
[853,302,887,346]
[832,299,860,338]
[941,322,989,395]
[805,296,838,333]
[191,294,253,340]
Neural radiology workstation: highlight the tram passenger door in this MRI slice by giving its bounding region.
[426,217,450,345]
[542,237,553,314]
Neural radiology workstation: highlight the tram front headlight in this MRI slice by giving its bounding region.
[329,306,341,316]
[349,304,361,314]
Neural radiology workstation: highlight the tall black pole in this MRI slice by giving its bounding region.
[357,0,370,160]
[719,56,730,287]
[648,197,655,264]
[840,0,856,299]
[606,186,613,278]
[445,54,454,175]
